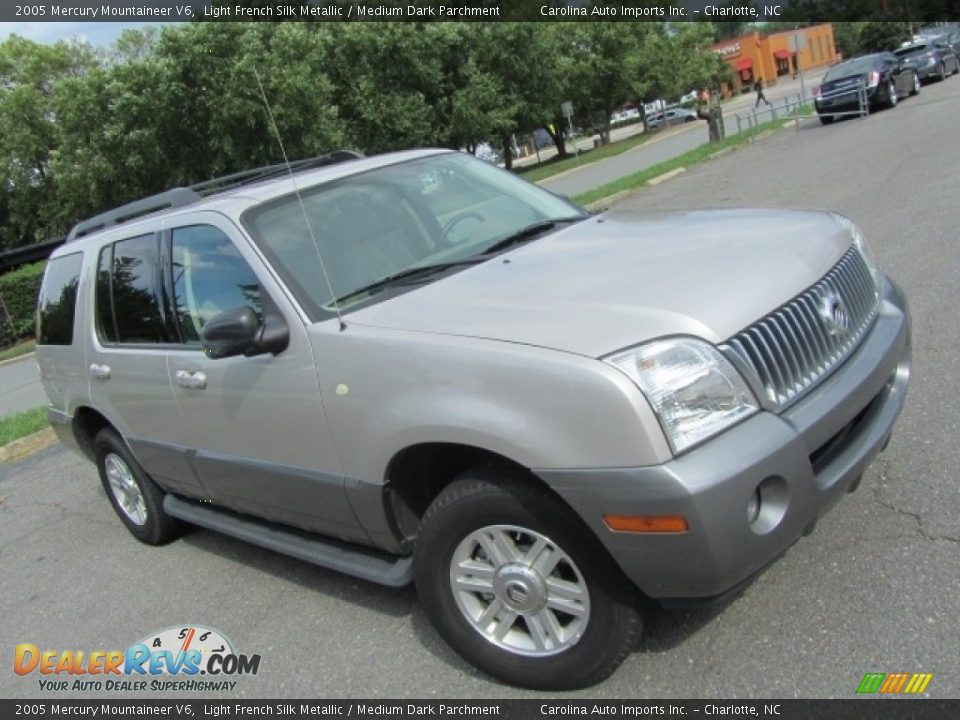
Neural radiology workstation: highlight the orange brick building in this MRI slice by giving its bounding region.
[713,24,839,95]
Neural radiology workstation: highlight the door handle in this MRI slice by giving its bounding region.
[89,363,111,380]
[174,369,207,390]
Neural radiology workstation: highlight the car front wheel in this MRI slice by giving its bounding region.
[886,81,898,108]
[414,467,642,690]
[911,72,921,95]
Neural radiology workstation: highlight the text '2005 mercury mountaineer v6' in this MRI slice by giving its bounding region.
[36,149,910,689]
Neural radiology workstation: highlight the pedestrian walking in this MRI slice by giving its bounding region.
[754,78,772,108]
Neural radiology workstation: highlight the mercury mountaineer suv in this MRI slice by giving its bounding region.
[36,149,911,689]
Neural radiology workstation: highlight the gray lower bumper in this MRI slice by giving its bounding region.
[536,279,910,601]
[47,407,81,453]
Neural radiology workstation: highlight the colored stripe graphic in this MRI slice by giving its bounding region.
[903,673,934,694]
[880,672,909,693]
[857,672,933,694]
[857,673,885,694]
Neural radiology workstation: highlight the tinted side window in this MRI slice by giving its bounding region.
[170,225,262,344]
[37,253,83,346]
[106,234,170,344]
[96,245,118,343]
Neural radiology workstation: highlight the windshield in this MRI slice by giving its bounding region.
[894,44,929,56]
[823,57,877,81]
[242,152,585,317]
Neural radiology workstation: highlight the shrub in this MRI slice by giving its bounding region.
[0,261,45,347]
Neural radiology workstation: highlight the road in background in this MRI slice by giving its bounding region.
[538,70,826,198]
[2,75,957,699]
[0,355,45,417]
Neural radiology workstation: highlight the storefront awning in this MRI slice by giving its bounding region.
[734,58,753,71]
[773,49,791,59]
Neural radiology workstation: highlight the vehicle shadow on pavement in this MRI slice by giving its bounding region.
[634,599,732,655]
[178,527,418,618]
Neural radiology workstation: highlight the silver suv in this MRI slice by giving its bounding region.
[36,149,910,689]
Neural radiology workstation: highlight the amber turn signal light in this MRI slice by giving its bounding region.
[603,514,688,533]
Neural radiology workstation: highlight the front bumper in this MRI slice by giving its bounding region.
[815,85,881,114]
[536,278,910,601]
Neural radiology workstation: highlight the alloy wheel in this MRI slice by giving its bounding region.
[104,453,148,526]
[449,524,590,656]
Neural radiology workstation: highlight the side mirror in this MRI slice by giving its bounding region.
[201,291,291,360]
[201,307,261,359]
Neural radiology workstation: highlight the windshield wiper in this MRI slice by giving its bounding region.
[482,217,585,256]
[331,259,485,305]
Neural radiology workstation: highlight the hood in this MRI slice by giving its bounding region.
[348,208,851,357]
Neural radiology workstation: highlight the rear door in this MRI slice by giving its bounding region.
[160,213,364,543]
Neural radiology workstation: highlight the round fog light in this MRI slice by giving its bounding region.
[748,476,789,535]
[747,488,761,525]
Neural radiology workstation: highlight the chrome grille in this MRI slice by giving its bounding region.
[723,246,879,408]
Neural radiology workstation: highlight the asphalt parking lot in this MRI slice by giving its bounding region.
[2,75,959,700]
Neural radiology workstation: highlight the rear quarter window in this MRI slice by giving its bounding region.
[37,253,83,346]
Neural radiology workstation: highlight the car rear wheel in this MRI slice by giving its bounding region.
[414,466,642,689]
[94,428,184,545]
[886,81,898,108]
[819,115,834,125]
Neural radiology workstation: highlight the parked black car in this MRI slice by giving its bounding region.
[893,40,960,82]
[815,54,920,125]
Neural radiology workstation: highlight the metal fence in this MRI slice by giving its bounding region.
[735,85,869,136]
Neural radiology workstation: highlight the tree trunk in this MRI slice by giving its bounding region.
[545,122,568,159]
[500,134,513,170]
[697,105,725,143]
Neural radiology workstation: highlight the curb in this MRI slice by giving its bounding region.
[0,351,36,368]
[647,167,686,186]
[0,427,58,465]
[709,147,736,160]
[584,189,637,212]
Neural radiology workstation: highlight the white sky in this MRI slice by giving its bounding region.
[0,22,175,47]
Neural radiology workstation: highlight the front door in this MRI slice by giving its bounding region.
[161,214,365,544]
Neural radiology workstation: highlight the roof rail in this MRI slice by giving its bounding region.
[65,150,364,243]
[66,188,201,243]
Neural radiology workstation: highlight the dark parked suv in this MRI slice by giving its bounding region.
[894,39,960,82]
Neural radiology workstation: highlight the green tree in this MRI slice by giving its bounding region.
[0,36,101,247]
[858,21,912,52]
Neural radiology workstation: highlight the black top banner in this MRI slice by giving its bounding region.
[4,0,959,23]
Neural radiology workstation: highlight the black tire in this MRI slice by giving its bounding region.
[910,72,921,96]
[94,428,184,545]
[938,62,947,81]
[885,81,898,109]
[819,115,834,125]
[414,465,642,690]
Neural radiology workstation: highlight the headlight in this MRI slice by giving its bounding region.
[830,213,882,290]
[606,338,759,455]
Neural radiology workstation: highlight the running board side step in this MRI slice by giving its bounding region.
[163,495,413,587]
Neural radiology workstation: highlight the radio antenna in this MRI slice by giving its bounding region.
[253,65,346,331]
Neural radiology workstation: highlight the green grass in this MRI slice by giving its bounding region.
[515,129,660,183]
[0,406,48,447]
[0,339,36,363]
[572,117,795,208]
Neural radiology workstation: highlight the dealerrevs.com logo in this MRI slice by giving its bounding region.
[14,625,261,692]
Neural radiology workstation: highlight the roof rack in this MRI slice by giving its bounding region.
[66,150,364,243]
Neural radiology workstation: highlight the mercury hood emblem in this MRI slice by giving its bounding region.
[820,292,851,336]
